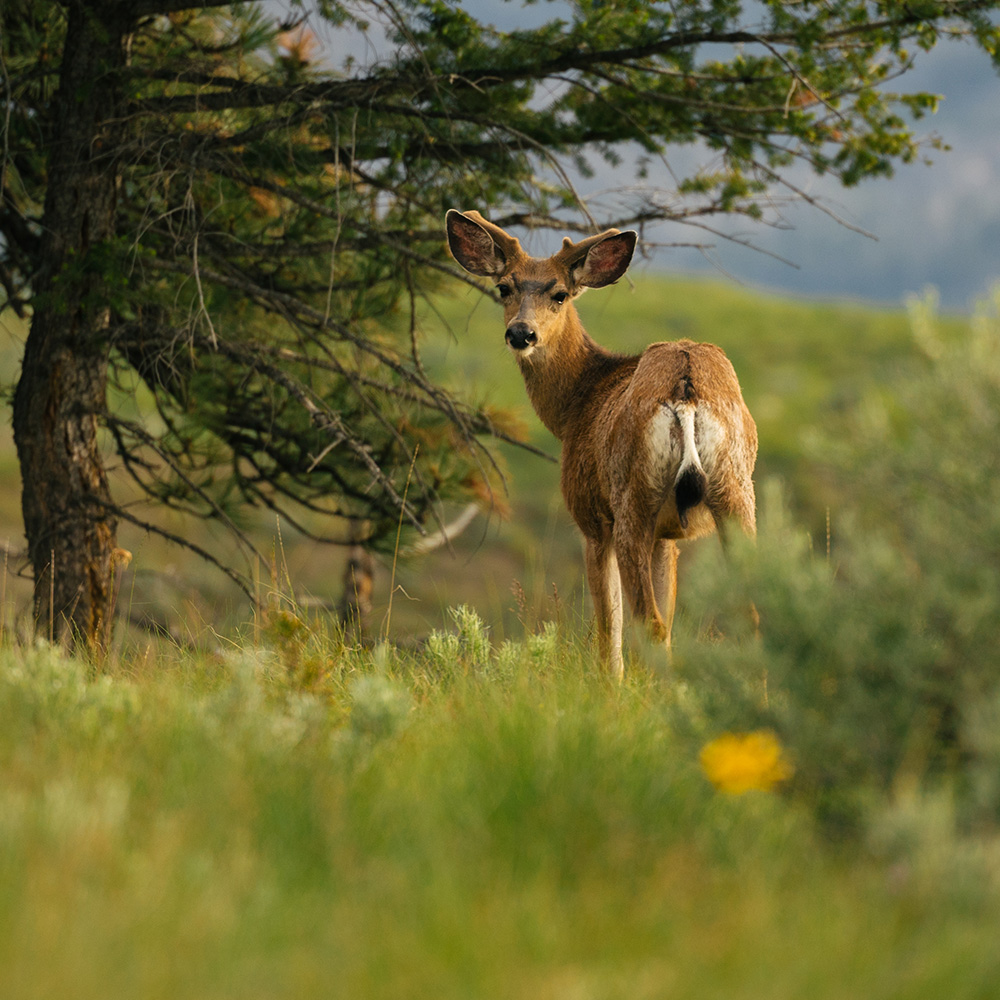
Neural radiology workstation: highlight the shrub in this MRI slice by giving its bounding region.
[677,288,1000,832]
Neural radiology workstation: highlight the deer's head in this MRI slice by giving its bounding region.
[446,210,637,360]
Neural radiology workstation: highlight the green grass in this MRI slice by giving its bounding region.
[1,610,999,999]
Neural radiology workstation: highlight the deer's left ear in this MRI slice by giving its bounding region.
[573,231,637,288]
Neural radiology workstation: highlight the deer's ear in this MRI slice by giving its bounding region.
[573,231,637,288]
[446,210,510,278]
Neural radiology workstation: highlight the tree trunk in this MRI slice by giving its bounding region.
[11,3,130,649]
[339,542,376,638]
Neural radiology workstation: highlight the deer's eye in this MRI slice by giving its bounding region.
[552,291,569,305]
[497,283,511,299]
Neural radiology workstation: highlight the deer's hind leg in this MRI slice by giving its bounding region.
[614,519,670,647]
[707,449,757,540]
[652,538,679,651]
[709,483,761,639]
[585,534,625,680]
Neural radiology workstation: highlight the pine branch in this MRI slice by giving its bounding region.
[106,413,271,565]
[124,1,998,118]
[98,499,256,603]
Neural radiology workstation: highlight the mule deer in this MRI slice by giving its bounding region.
[446,210,757,678]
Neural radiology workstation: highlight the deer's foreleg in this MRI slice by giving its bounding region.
[585,535,625,680]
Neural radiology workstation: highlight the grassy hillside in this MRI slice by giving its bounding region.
[0,275,964,644]
[2,281,999,997]
[383,274,962,640]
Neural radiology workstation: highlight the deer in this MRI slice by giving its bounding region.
[446,209,758,679]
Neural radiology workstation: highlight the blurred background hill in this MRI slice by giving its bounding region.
[0,274,969,646]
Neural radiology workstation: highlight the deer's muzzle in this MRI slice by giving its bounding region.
[505,323,538,351]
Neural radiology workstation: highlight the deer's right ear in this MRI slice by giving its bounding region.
[446,210,509,278]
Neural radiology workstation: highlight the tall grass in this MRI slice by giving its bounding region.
[2,605,1000,998]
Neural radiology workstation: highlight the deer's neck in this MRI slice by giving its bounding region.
[516,309,619,440]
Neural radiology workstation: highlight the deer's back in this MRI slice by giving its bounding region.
[560,339,756,540]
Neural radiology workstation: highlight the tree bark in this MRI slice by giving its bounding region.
[11,3,131,649]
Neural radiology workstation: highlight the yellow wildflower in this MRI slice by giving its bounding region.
[699,730,793,794]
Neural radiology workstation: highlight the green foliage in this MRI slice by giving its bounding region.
[673,289,1000,834]
[425,604,493,672]
[348,671,412,740]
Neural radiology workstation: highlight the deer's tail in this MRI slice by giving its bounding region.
[673,403,707,529]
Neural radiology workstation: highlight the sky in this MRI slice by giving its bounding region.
[279,0,1000,312]
[668,39,1000,312]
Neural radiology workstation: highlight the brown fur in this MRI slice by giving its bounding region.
[446,210,757,678]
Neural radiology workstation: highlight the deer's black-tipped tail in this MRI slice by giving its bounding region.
[675,465,707,530]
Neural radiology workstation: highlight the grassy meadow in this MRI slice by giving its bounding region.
[2,275,1000,996]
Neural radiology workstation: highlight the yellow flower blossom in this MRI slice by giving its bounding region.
[699,730,793,794]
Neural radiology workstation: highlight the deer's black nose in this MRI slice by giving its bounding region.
[505,323,537,351]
